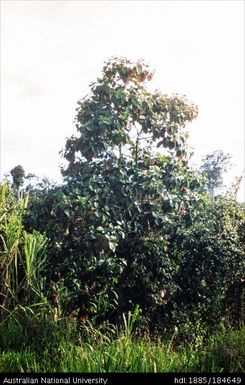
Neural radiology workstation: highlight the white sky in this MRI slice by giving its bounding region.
[1,0,244,200]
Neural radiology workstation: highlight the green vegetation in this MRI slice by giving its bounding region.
[0,57,244,373]
[0,317,244,372]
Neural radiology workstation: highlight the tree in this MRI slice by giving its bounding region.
[200,150,232,201]
[24,57,245,335]
[10,165,25,198]
[26,57,204,328]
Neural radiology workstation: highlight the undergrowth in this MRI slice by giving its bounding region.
[0,315,244,373]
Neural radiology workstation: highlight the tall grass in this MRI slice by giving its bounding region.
[0,183,48,323]
[0,314,244,373]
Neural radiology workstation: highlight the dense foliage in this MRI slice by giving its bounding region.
[18,57,244,337]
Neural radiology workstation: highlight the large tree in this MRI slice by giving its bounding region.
[24,57,245,334]
[26,57,205,327]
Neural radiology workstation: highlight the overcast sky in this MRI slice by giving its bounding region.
[1,0,244,200]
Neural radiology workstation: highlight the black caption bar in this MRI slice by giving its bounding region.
[0,373,244,385]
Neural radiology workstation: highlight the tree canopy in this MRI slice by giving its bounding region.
[62,56,198,176]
